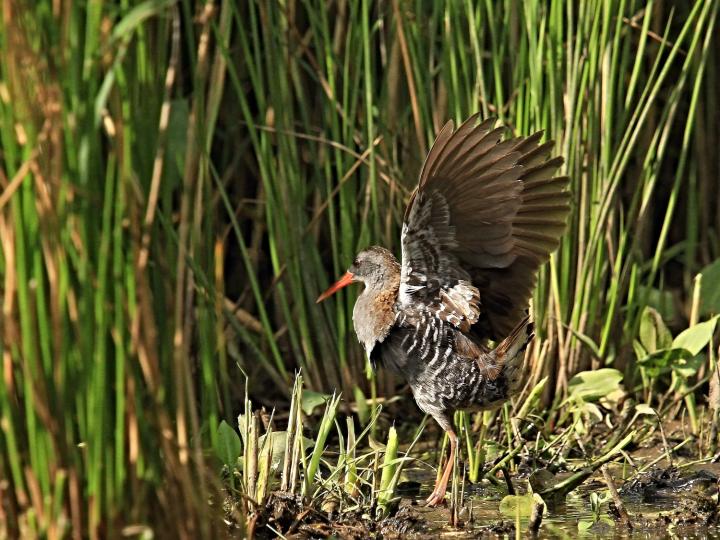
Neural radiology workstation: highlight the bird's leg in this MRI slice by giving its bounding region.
[425,429,458,506]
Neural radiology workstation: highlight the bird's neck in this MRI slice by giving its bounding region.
[353,272,400,354]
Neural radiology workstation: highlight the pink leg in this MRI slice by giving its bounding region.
[425,430,457,507]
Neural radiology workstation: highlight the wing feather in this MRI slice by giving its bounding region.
[399,117,571,339]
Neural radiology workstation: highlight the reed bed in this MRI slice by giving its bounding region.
[1,0,718,536]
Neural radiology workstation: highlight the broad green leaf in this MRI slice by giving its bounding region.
[301,389,331,415]
[499,494,535,517]
[655,312,673,349]
[699,260,720,316]
[637,348,692,375]
[639,307,658,353]
[215,421,242,467]
[599,387,626,407]
[673,316,719,356]
[578,518,614,533]
[567,369,623,401]
[639,307,672,353]
[671,354,705,378]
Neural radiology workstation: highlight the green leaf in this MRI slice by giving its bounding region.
[353,385,370,425]
[639,307,658,353]
[567,369,623,401]
[632,339,648,361]
[376,426,399,513]
[578,517,614,533]
[566,327,601,358]
[671,354,705,379]
[301,389,331,416]
[112,0,176,41]
[639,307,672,353]
[637,348,692,375]
[699,260,720,316]
[215,421,242,467]
[672,316,719,356]
[634,404,657,416]
[499,494,536,517]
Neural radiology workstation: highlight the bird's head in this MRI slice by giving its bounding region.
[316,246,400,303]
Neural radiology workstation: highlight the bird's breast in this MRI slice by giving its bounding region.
[352,286,398,356]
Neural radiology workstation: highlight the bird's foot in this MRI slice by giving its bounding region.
[424,489,447,507]
[424,429,456,507]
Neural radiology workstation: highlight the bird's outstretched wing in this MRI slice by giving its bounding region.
[398,115,571,339]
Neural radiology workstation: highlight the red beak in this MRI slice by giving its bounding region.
[316,271,355,303]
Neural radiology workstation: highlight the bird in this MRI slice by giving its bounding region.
[316,114,571,506]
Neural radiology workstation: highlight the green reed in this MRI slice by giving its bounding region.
[0,0,718,536]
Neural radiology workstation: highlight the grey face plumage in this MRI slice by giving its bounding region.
[348,246,399,287]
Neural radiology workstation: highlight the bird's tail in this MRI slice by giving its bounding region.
[496,315,534,394]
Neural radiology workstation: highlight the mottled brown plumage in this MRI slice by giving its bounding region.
[317,115,571,506]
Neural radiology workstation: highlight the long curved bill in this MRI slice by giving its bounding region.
[316,271,355,303]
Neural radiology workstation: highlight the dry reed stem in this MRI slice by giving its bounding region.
[601,464,632,530]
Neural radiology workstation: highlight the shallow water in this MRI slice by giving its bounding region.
[395,464,720,539]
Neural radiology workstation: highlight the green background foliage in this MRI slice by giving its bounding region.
[0,0,718,536]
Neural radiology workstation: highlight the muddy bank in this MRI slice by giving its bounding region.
[234,460,720,539]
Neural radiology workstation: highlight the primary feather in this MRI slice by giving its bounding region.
[398,114,570,341]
